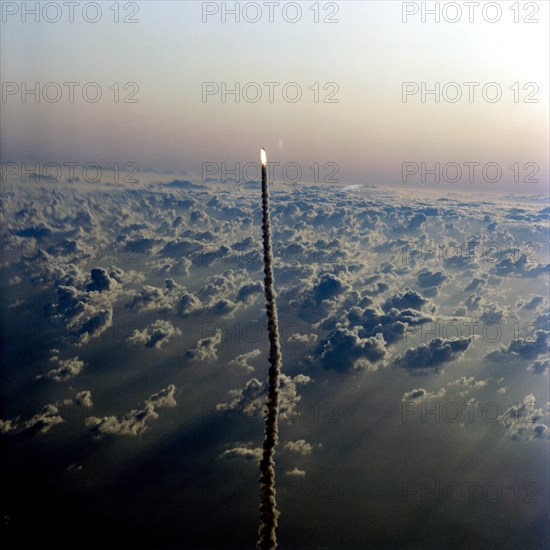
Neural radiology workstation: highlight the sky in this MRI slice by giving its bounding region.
[1,174,548,548]
[0,2,549,549]
[1,0,549,193]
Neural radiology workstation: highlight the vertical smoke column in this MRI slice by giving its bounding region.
[257,148,283,550]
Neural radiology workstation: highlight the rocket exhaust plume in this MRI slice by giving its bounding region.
[257,148,283,550]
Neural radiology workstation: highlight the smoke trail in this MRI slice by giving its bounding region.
[257,150,283,550]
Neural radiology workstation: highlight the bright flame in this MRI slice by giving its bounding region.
[261,148,267,166]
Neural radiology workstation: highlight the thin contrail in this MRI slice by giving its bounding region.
[257,148,283,550]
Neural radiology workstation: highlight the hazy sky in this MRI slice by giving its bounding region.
[1,1,549,192]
